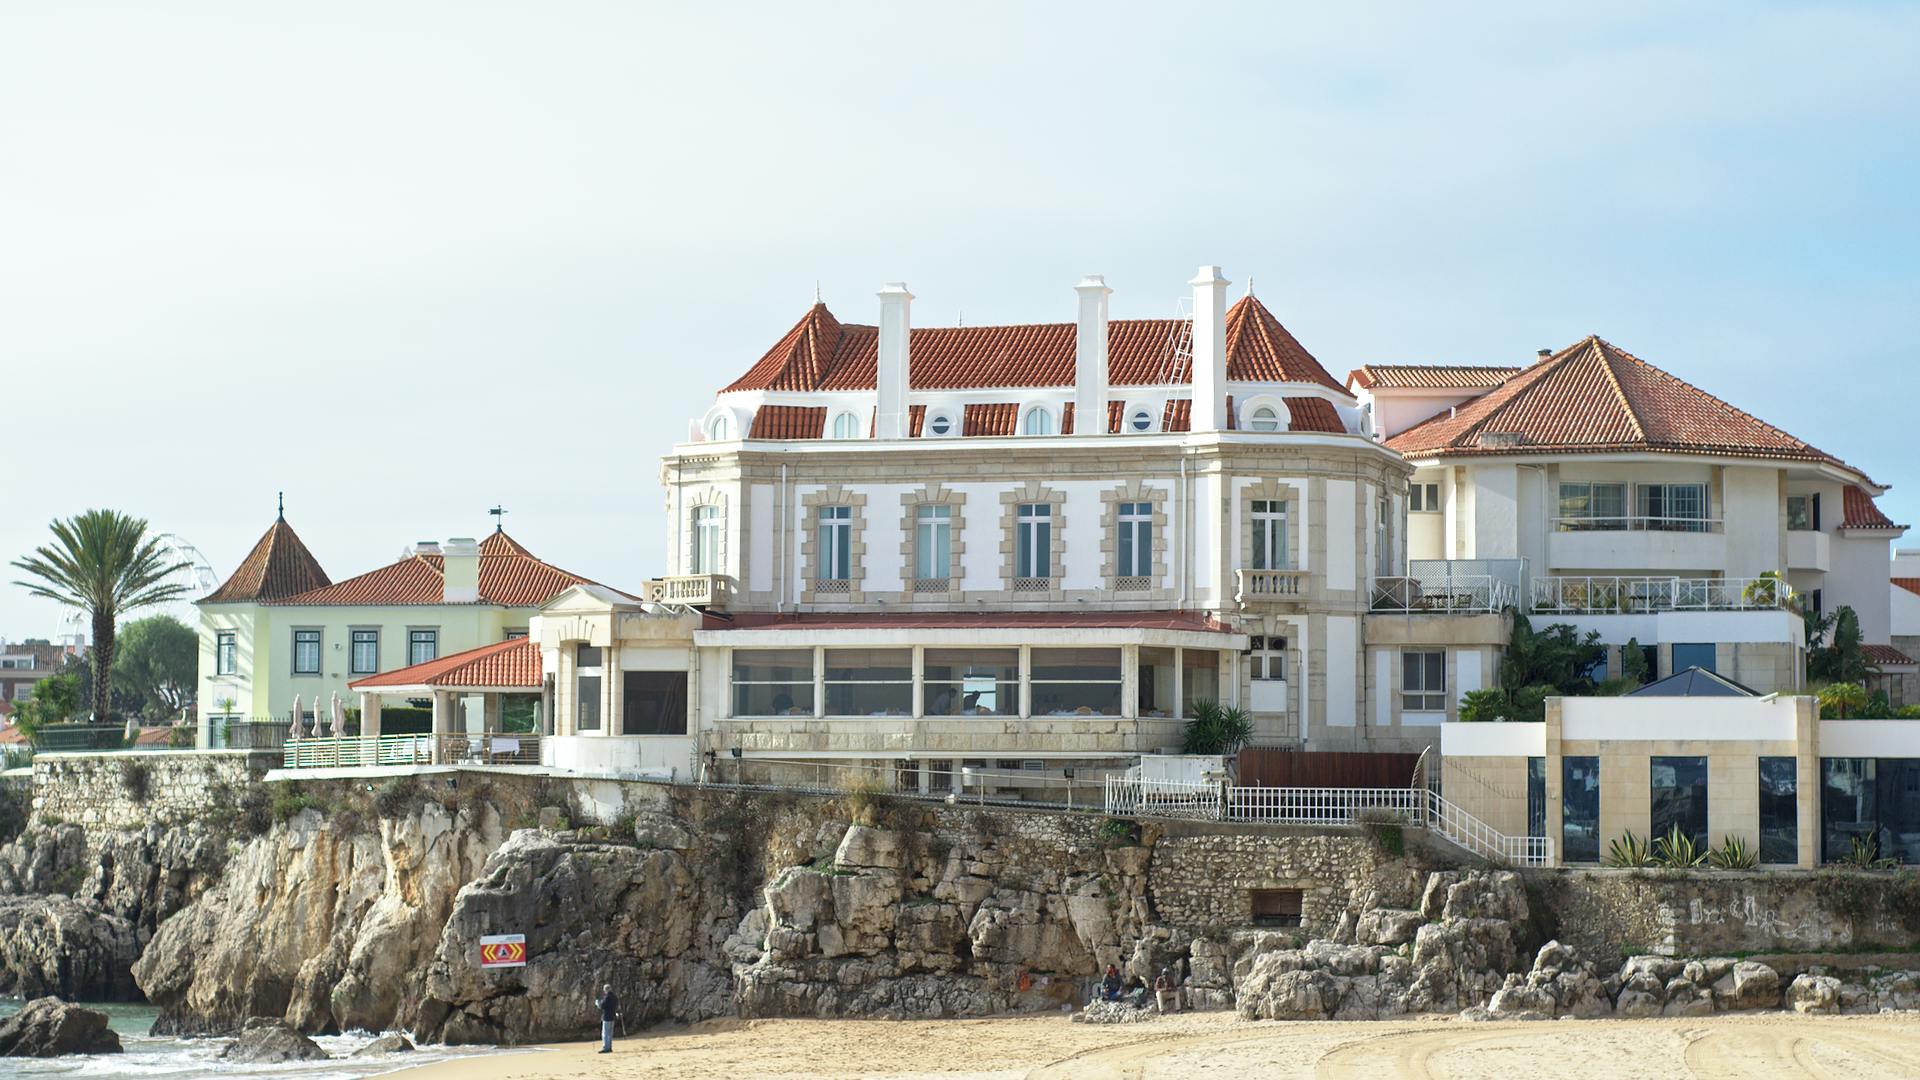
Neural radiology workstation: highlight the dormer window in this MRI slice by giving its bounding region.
[1021,407,1054,435]
[927,410,955,437]
[706,414,733,440]
[1128,408,1154,432]
[1248,405,1282,432]
[831,411,861,440]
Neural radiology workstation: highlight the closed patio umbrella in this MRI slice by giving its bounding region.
[289,695,302,740]
[329,692,344,737]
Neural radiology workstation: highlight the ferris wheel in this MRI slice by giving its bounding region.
[58,534,221,645]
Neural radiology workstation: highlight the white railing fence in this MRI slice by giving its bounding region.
[1530,575,1793,615]
[282,733,542,769]
[1235,568,1308,603]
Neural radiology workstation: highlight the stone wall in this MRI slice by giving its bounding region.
[30,751,274,830]
[1147,826,1411,936]
[1531,868,1920,959]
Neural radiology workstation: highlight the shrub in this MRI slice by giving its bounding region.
[1180,700,1254,755]
[119,760,152,804]
[1651,825,1708,869]
[1457,689,1507,723]
[1357,808,1406,857]
[1605,830,1654,868]
[1839,833,1899,870]
[375,776,423,818]
[270,783,321,824]
[1708,834,1758,870]
[845,777,889,826]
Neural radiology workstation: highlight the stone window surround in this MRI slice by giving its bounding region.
[685,488,729,577]
[1099,480,1170,598]
[1239,477,1304,577]
[899,484,967,601]
[999,481,1068,600]
[800,484,869,604]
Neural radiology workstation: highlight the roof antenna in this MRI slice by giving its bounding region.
[814,281,822,304]
[1246,276,1255,298]
[277,492,284,521]
[489,505,507,533]
[957,309,964,327]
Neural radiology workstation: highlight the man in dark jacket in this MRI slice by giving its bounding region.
[596,984,619,1053]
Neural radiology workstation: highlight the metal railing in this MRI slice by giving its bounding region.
[281,732,543,769]
[1370,575,1516,614]
[1103,776,1224,818]
[1224,785,1423,825]
[30,724,193,751]
[1530,575,1793,615]
[1427,789,1552,866]
[1235,567,1307,603]
[209,718,294,751]
[1551,515,1721,533]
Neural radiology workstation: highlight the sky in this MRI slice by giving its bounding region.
[2,2,1917,639]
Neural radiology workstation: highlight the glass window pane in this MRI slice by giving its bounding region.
[1181,649,1220,715]
[1672,643,1715,674]
[1821,758,1874,864]
[1562,756,1601,863]
[1138,647,1176,717]
[1878,759,1920,865]
[1758,756,1798,864]
[577,674,601,731]
[1527,757,1546,839]
[1030,647,1122,716]
[1031,648,1121,681]
[924,648,1018,716]
[1650,756,1708,852]
[824,648,911,716]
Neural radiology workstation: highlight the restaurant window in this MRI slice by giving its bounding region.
[1651,756,1708,853]
[575,643,603,732]
[1250,500,1288,569]
[1759,756,1798,864]
[1556,481,1627,530]
[216,631,237,675]
[1672,642,1716,674]
[732,649,815,717]
[914,505,952,582]
[1116,502,1153,579]
[816,506,852,582]
[1401,650,1446,712]
[1562,756,1601,863]
[923,648,1018,716]
[1250,888,1303,927]
[292,629,321,675]
[1138,647,1177,718]
[350,629,379,675]
[621,671,687,735]
[409,629,439,666]
[1181,649,1221,716]
[1029,647,1122,716]
[1821,758,1874,864]
[824,648,912,716]
[1015,503,1053,579]
[691,505,722,575]
[1638,482,1710,531]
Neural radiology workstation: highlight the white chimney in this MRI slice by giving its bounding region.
[1190,265,1230,432]
[875,282,913,439]
[442,537,479,603]
[1073,275,1112,436]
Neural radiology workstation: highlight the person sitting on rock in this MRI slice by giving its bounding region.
[1100,965,1123,1002]
[1155,968,1180,1013]
[1125,975,1148,1006]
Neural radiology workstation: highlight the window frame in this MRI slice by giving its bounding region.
[823,647,913,717]
[1248,405,1282,432]
[1116,501,1153,579]
[1020,407,1055,436]
[691,504,722,575]
[830,411,861,440]
[292,629,322,676]
[349,628,380,676]
[575,642,603,732]
[1014,502,1053,579]
[731,648,817,717]
[215,631,237,676]
[1401,649,1446,712]
[926,409,956,437]
[1028,647,1123,717]
[1250,499,1289,570]
[1408,482,1441,513]
[914,504,952,582]
[408,628,439,666]
[922,648,1019,717]
[815,505,852,582]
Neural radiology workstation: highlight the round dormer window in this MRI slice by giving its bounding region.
[707,414,734,440]
[1249,406,1282,432]
[1021,407,1054,435]
[927,411,954,436]
[1129,408,1154,432]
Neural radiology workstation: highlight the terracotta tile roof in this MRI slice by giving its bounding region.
[1893,578,1920,599]
[1864,644,1917,668]
[1347,364,1523,390]
[271,531,600,607]
[1060,400,1126,435]
[1385,336,1854,469]
[1159,395,1343,433]
[962,402,1018,436]
[1842,486,1905,531]
[715,610,1237,633]
[748,405,825,439]
[723,295,1342,393]
[204,518,331,603]
[349,636,542,690]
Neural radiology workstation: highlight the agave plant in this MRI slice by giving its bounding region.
[1605,830,1654,867]
[1651,825,1708,868]
[1839,833,1899,870]
[1708,834,1757,870]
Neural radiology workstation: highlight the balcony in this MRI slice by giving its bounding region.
[642,574,729,609]
[1371,559,1525,614]
[1235,568,1307,605]
[1788,529,1830,573]
[1548,515,1725,572]
[1529,575,1793,615]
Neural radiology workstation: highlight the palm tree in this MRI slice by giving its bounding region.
[12,510,188,728]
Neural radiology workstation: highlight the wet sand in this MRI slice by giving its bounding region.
[392,1010,1920,1079]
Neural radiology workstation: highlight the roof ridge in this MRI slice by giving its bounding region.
[1591,337,1648,444]
[1598,334,1828,458]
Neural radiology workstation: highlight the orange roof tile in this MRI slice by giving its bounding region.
[1864,644,1916,668]
[1385,336,1855,470]
[1347,364,1523,390]
[723,295,1342,394]
[962,402,1018,436]
[1893,578,1920,599]
[204,517,331,603]
[271,531,602,607]
[1842,486,1905,531]
[1060,400,1126,435]
[349,636,542,690]
[1159,395,1343,433]
[748,405,825,439]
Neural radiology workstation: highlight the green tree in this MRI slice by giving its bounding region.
[11,672,81,740]
[1478,616,1609,721]
[1817,682,1869,719]
[1180,700,1254,755]
[11,510,188,725]
[110,615,196,720]
[1809,606,1877,685]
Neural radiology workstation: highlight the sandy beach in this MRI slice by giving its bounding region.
[392,1011,1920,1079]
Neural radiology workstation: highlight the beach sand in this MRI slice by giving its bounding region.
[393,1010,1920,1079]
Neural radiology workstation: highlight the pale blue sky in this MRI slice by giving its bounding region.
[3,2,1916,637]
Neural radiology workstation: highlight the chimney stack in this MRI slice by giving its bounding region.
[1073,275,1112,436]
[1190,265,1230,432]
[442,537,479,603]
[875,282,913,439]
[1535,348,1552,362]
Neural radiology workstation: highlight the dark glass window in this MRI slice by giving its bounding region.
[1672,643,1716,674]
[293,630,321,675]
[1877,759,1920,865]
[1821,758,1874,863]
[350,629,379,675]
[1527,757,1546,839]
[1562,756,1601,863]
[576,674,602,731]
[409,629,438,665]
[1640,643,1660,682]
[1758,756,1798,864]
[216,631,237,675]
[1651,756,1708,851]
[622,671,687,735]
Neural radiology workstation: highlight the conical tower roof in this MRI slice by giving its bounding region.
[203,516,330,603]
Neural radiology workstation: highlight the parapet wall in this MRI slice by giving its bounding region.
[30,750,274,829]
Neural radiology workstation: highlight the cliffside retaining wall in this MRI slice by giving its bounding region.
[31,751,275,829]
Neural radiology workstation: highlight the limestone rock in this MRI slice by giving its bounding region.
[1789,973,1841,1015]
[0,996,123,1057]
[1711,961,1781,1011]
[1238,964,1340,1020]
[1354,908,1423,947]
[0,895,140,1001]
[834,827,909,872]
[1077,1000,1155,1024]
[352,1033,417,1056]
[221,1018,329,1062]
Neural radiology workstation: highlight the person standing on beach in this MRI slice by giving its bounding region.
[596,983,620,1053]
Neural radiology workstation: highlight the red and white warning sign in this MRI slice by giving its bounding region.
[479,934,527,969]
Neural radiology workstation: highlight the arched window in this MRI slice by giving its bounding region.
[927,410,955,436]
[1021,407,1054,435]
[691,505,721,574]
[706,414,733,441]
[831,412,861,440]
[1129,408,1154,432]
[1248,405,1282,432]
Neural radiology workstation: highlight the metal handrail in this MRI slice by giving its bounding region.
[1530,575,1793,614]
[1550,514,1722,533]
[281,732,543,769]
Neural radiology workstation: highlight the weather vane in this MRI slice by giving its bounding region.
[277,492,285,521]
[489,505,507,532]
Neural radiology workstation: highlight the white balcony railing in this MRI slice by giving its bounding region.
[1235,567,1307,604]
[1371,575,1517,614]
[642,574,727,608]
[1550,515,1722,534]
[1529,575,1793,615]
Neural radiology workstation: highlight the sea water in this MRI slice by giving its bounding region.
[0,1000,524,1080]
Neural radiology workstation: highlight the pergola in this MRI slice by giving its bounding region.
[346,637,544,760]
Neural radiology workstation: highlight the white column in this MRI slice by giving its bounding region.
[1190,265,1230,432]
[361,693,383,738]
[875,283,913,439]
[1074,275,1111,436]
